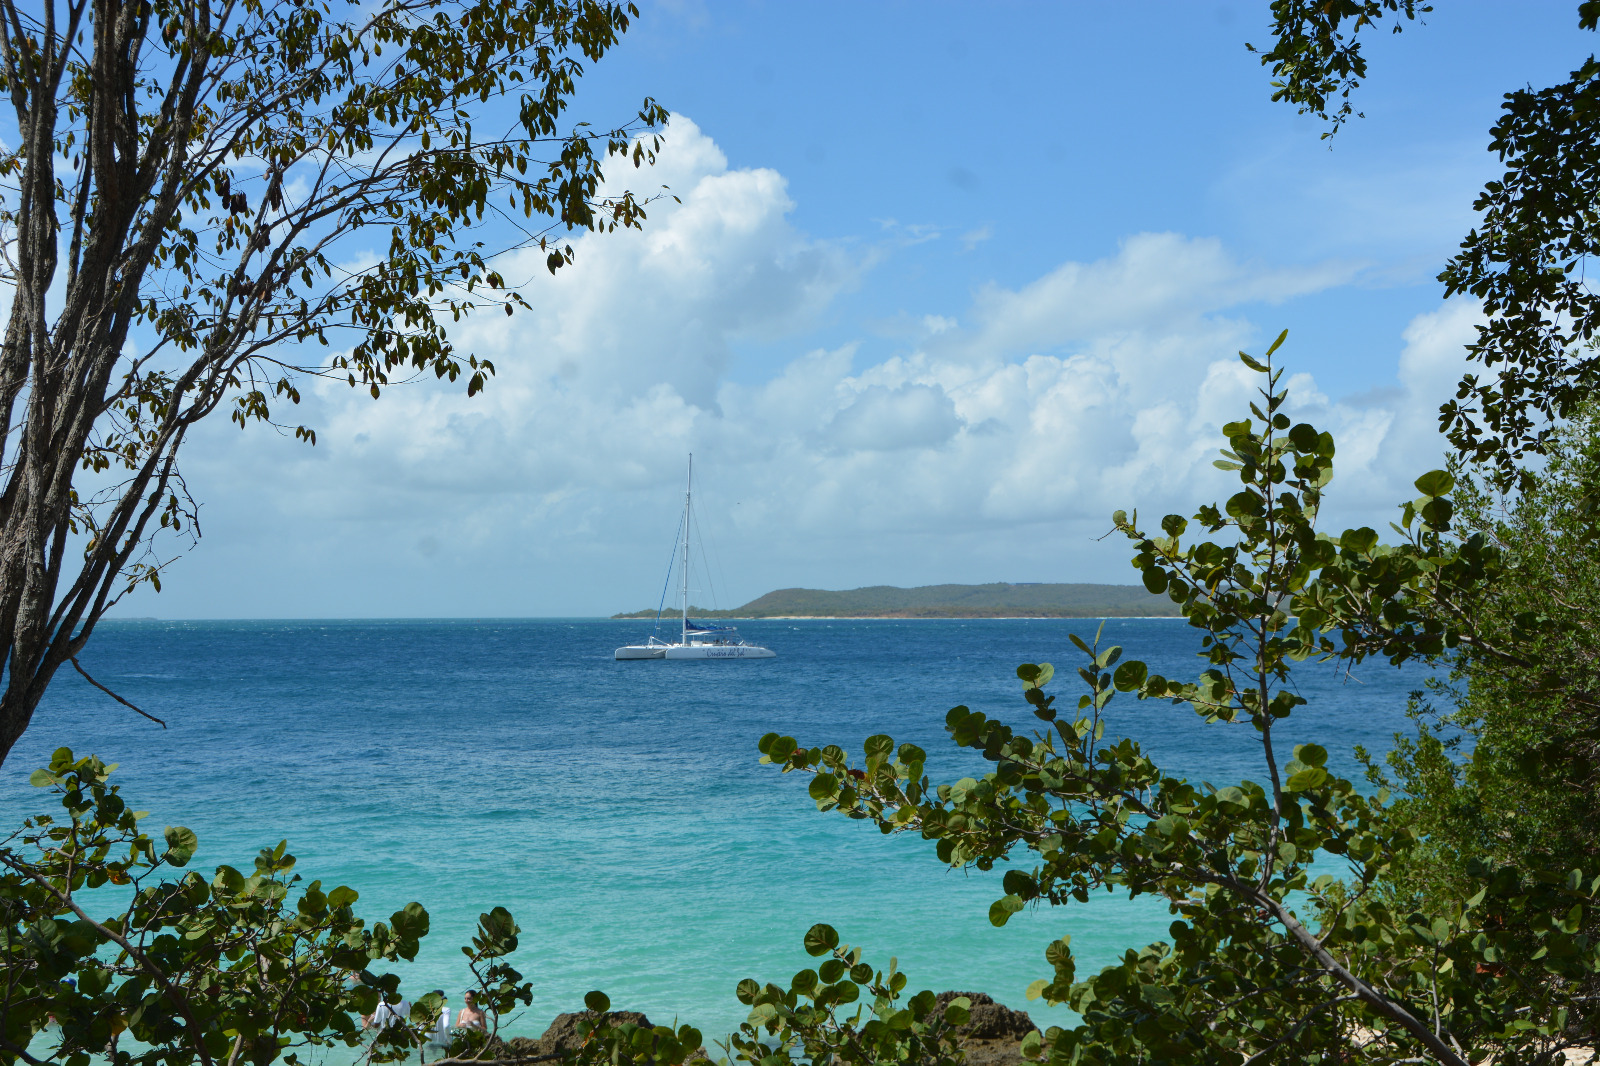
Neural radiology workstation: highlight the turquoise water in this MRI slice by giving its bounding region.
[0,618,1425,1043]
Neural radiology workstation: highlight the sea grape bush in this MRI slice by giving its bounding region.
[0,749,704,1066]
[4,750,961,1066]
[759,337,1600,1066]
[726,922,970,1066]
[0,748,419,1066]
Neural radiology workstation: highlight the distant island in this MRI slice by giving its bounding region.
[612,582,1180,619]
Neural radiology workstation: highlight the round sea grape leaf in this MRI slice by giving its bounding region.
[849,962,872,983]
[988,894,1025,927]
[1413,469,1455,498]
[818,958,846,983]
[804,923,840,957]
[1112,660,1147,692]
[898,742,926,765]
[1295,743,1328,767]
[790,969,818,995]
[1215,786,1248,808]
[735,978,760,1005]
[584,990,611,1013]
[1285,767,1328,791]
[28,768,54,787]
[1142,567,1168,594]
[863,734,894,758]
[808,773,838,802]
[391,901,430,939]
[1340,527,1379,553]
[163,825,198,867]
[831,982,859,1005]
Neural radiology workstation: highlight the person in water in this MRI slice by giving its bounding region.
[455,990,488,1032]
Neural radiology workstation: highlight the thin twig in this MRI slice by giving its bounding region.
[70,657,165,727]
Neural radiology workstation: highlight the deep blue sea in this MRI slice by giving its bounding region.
[0,618,1429,1045]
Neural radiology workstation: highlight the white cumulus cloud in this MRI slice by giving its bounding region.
[155,118,1480,617]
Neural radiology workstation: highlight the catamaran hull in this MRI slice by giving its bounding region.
[614,645,667,660]
[663,645,776,660]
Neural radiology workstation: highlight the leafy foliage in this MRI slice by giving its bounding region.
[726,923,971,1066]
[1247,1,1432,137]
[0,748,711,1066]
[759,339,1600,1066]
[1250,1,1600,480]
[0,0,666,768]
[2,748,420,1066]
[1439,42,1600,479]
[1378,408,1600,974]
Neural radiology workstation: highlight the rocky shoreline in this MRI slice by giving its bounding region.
[494,991,1039,1065]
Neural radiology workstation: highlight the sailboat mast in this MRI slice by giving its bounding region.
[682,454,691,644]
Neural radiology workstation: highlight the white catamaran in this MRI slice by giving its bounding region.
[614,457,776,661]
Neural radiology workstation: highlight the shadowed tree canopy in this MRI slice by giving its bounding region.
[1254,0,1600,483]
[0,0,668,767]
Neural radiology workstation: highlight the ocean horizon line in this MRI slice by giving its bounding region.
[98,614,1191,624]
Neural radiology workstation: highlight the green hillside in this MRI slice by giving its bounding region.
[612,582,1178,619]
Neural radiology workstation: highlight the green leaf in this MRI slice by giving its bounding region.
[163,825,198,867]
[1285,767,1328,791]
[808,773,838,801]
[863,734,894,759]
[1113,660,1148,691]
[584,990,610,1013]
[1288,423,1319,452]
[1024,979,1047,1001]
[803,923,839,957]
[1238,351,1268,372]
[1413,469,1455,498]
[28,768,54,787]
[1339,527,1378,553]
[1265,328,1288,356]
[1142,567,1168,595]
[1295,743,1328,767]
[1019,662,1054,690]
[988,894,1025,927]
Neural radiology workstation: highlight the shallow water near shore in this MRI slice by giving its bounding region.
[1,617,1428,1045]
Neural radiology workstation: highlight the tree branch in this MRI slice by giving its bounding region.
[70,655,165,727]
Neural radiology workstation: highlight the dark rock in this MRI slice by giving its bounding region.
[534,1011,654,1056]
[932,992,1038,1066]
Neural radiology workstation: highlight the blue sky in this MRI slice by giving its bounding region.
[121,1,1593,618]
